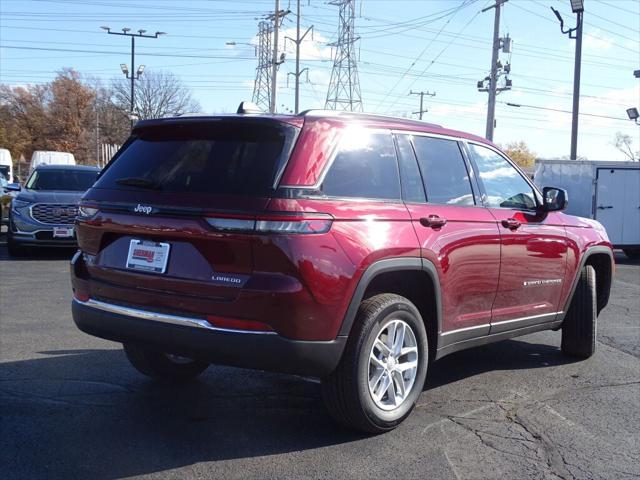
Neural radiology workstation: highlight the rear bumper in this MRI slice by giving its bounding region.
[71,299,346,377]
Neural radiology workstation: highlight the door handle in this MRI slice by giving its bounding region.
[501,218,521,230]
[420,215,447,228]
[597,205,613,209]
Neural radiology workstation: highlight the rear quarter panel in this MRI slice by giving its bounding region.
[266,197,420,339]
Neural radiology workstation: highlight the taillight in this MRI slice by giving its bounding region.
[205,213,332,234]
[77,202,99,219]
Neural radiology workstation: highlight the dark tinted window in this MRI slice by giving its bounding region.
[412,136,474,206]
[0,166,9,179]
[26,169,98,191]
[395,134,426,203]
[95,121,296,195]
[321,131,400,200]
[468,144,536,209]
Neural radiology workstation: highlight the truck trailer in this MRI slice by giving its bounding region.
[535,159,639,259]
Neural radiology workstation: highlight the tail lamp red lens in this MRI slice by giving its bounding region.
[205,213,332,234]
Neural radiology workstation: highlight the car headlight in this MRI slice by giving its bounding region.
[11,199,30,214]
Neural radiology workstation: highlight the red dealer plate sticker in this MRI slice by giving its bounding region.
[126,239,170,274]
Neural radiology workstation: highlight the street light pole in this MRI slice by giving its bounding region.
[101,26,165,128]
[570,10,583,160]
[285,0,313,114]
[130,35,135,127]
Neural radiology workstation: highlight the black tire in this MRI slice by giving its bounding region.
[321,294,429,433]
[123,343,209,382]
[622,249,640,261]
[561,265,597,358]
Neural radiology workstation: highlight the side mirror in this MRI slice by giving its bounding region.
[542,187,567,212]
[6,183,21,192]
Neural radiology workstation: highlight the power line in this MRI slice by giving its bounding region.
[0,45,255,60]
[502,101,628,121]
[374,0,477,111]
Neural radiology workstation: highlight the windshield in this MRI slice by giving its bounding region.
[26,169,98,191]
[95,121,297,196]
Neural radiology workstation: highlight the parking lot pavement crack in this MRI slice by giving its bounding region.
[446,416,539,463]
[491,402,576,480]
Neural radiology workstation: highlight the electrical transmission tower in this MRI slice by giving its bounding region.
[325,0,363,112]
[253,20,273,112]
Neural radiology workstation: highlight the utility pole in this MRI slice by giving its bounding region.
[286,0,313,114]
[325,0,363,112]
[480,0,508,141]
[409,90,436,120]
[266,2,290,113]
[271,0,280,114]
[101,26,165,128]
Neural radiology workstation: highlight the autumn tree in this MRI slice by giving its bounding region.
[0,68,201,169]
[46,68,96,161]
[0,83,50,159]
[504,141,536,168]
[112,70,200,120]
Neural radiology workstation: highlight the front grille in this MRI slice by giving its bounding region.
[31,203,78,224]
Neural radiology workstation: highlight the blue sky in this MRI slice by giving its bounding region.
[1,0,638,160]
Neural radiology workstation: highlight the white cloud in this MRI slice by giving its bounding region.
[583,29,613,51]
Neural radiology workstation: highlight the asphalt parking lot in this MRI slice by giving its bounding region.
[1,228,639,480]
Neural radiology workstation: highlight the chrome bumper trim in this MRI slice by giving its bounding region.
[73,298,276,335]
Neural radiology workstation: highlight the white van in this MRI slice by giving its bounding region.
[30,151,75,172]
[0,148,13,183]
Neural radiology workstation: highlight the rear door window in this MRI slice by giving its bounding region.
[95,121,297,196]
[412,136,475,206]
[395,134,426,203]
[321,131,400,200]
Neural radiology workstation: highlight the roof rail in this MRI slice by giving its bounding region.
[296,109,441,127]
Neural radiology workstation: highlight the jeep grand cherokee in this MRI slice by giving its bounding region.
[70,110,614,433]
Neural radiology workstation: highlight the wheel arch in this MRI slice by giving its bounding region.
[338,257,442,355]
[561,246,614,318]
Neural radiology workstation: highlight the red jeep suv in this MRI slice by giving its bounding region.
[71,110,614,433]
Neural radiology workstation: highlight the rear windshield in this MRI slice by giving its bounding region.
[94,121,297,195]
[0,165,10,178]
[26,169,98,191]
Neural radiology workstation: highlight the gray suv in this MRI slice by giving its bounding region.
[7,164,100,256]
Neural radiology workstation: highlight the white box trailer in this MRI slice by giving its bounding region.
[0,148,13,183]
[30,150,75,171]
[535,159,640,257]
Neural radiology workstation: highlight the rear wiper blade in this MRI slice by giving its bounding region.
[115,177,162,190]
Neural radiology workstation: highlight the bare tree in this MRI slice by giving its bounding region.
[112,70,201,120]
[612,132,638,161]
